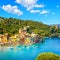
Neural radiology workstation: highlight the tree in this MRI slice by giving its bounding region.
[36,52,60,60]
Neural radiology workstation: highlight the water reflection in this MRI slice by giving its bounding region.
[0,38,60,60]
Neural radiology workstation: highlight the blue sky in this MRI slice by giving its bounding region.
[0,0,60,24]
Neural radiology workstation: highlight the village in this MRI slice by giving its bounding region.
[0,26,41,46]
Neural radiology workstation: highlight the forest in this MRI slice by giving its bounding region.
[0,17,60,38]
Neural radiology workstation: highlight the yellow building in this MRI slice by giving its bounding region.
[24,37,31,45]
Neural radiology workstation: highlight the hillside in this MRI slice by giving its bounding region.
[0,17,60,37]
[50,24,60,28]
[36,52,60,60]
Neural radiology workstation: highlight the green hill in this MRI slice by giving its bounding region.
[0,17,60,37]
[36,52,60,60]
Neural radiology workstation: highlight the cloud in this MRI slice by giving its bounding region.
[15,0,50,15]
[52,12,56,15]
[2,4,23,16]
[30,10,40,13]
[15,0,45,11]
[40,9,49,14]
[34,4,45,8]
[56,5,60,8]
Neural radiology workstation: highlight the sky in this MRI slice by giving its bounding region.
[0,0,60,24]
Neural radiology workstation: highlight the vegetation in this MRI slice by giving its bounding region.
[36,52,60,60]
[0,17,60,38]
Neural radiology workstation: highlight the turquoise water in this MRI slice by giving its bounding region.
[0,38,60,60]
